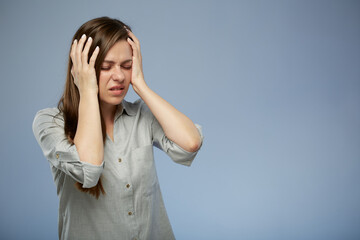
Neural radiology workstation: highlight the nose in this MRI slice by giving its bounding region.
[111,66,125,82]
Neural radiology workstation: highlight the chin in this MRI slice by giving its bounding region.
[100,96,124,108]
[111,97,125,106]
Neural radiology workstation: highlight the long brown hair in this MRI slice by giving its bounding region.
[57,17,131,198]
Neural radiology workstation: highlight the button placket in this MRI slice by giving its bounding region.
[118,154,135,220]
[125,183,134,217]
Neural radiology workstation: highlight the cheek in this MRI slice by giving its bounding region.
[98,73,109,88]
[125,70,132,81]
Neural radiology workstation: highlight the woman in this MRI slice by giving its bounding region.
[33,17,203,240]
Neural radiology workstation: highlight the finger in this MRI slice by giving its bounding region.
[82,36,93,65]
[89,46,100,68]
[70,39,77,64]
[126,30,137,42]
[76,34,87,67]
[127,37,134,46]
[127,31,140,48]
[127,37,137,55]
[127,37,142,63]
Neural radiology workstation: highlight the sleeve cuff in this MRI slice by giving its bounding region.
[165,124,204,166]
[81,161,105,188]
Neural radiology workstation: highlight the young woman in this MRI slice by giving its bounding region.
[33,17,203,240]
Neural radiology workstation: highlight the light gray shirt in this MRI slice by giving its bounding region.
[33,99,203,240]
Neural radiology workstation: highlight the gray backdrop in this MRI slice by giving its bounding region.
[1,0,359,239]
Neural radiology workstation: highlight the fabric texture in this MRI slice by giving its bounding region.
[33,99,203,240]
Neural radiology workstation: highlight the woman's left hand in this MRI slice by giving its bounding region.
[127,31,146,93]
[126,30,202,153]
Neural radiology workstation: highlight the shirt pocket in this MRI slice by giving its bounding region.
[129,145,158,197]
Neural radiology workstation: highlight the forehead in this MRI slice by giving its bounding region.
[104,40,132,61]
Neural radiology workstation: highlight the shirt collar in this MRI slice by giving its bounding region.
[114,100,137,121]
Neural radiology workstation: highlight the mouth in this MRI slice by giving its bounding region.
[109,86,125,91]
[109,85,125,96]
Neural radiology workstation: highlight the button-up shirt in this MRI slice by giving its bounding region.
[32,99,203,240]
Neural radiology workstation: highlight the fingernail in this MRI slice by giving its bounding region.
[95,46,99,51]
[73,39,77,44]
[88,37,92,41]
[81,34,86,39]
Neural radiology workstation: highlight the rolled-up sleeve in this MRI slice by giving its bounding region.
[151,115,204,166]
[32,108,104,188]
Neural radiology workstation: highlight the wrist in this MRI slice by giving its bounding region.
[79,89,98,98]
[132,79,149,95]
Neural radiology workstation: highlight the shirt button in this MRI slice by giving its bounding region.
[56,154,59,159]
[118,158,122,163]
[126,184,130,188]
[128,211,133,216]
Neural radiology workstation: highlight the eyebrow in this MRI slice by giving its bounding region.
[102,59,133,64]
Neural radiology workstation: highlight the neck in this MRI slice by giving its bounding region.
[100,102,118,125]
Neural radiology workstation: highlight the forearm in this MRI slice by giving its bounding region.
[127,30,201,152]
[74,91,104,165]
[135,82,201,152]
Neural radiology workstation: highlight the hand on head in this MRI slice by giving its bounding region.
[70,34,100,95]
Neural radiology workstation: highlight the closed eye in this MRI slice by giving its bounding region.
[122,65,132,70]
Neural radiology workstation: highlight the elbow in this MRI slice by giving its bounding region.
[185,124,203,152]
[76,144,104,166]
[185,137,202,153]
[182,129,203,152]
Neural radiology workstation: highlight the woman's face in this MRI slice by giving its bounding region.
[98,40,132,110]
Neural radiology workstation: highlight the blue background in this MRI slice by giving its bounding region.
[1,0,359,239]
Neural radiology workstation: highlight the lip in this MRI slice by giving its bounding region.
[109,85,125,96]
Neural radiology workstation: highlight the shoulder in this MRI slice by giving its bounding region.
[34,107,61,121]
[33,107,64,129]
[34,107,60,116]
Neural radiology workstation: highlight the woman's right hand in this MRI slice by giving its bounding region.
[70,34,100,95]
